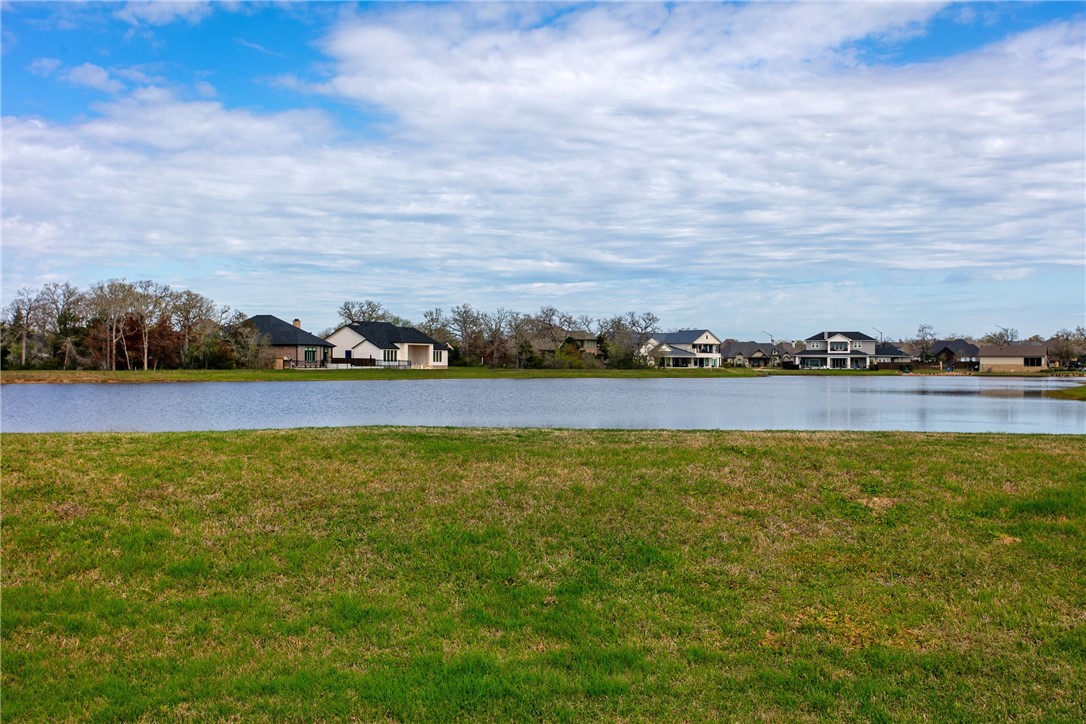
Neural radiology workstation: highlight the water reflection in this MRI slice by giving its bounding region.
[1,376,1083,434]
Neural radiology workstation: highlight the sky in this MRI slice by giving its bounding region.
[2,1,1084,341]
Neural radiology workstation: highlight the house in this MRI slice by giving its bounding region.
[795,331,877,369]
[874,342,912,368]
[719,340,798,368]
[244,315,335,369]
[535,330,602,358]
[640,329,722,368]
[929,339,980,368]
[978,344,1048,373]
[324,320,449,369]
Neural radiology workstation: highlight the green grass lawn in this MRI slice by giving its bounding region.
[3,428,1084,720]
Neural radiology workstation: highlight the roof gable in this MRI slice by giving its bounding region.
[345,321,441,350]
[245,315,333,347]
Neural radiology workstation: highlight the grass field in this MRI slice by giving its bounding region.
[3,428,1085,720]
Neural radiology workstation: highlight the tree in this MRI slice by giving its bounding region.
[172,290,218,367]
[338,299,389,324]
[3,287,45,367]
[223,311,273,369]
[448,303,483,364]
[626,311,660,367]
[37,282,88,369]
[130,280,173,370]
[1049,328,1085,367]
[87,279,137,370]
[913,324,937,361]
[417,307,454,346]
[979,326,1019,346]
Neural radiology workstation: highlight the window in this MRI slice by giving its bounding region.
[344,350,352,360]
[830,342,848,352]
[1024,357,1042,367]
[304,348,316,363]
[383,349,398,362]
[433,349,443,363]
[853,341,863,349]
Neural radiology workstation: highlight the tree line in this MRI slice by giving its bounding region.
[1,280,269,370]
[332,299,662,369]
[4,279,1083,371]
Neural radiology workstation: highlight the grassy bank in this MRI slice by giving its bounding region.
[3,428,1084,720]
[0,366,763,384]
[1046,383,1086,401]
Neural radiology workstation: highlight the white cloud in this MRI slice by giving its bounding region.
[114,2,212,27]
[27,57,62,77]
[64,63,124,93]
[2,5,1083,337]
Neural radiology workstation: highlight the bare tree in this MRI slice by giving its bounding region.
[4,287,45,367]
[626,311,660,367]
[980,326,1020,346]
[130,280,173,370]
[338,299,390,324]
[172,290,218,367]
[448,303,483,362]
[88,279,137,370]
[480,307,513,367]
[37,282,87,369]
[913,324,937,360]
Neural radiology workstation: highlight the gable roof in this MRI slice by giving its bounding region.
[342,320,442,350]
[654,329,718,345]
[719,340,797,359]
[245,315,334,347]
[930,339,979,357]
[805,331,877,342]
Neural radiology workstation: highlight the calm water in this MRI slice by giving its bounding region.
[1,376,1083,434]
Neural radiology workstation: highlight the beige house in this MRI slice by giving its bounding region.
[325,321,449,369]
[978,344,1048,373]
[640,329,722,368]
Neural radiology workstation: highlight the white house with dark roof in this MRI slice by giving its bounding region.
[796,331,878,369]
[639,329,722,368]
[325,321,449,369]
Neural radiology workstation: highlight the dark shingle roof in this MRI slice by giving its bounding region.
[804,331,877,342]
[655,329,715,345]
[930,339,979,357]
[875,342,909,357]
[245,315,334,347]
[345,321,442,350]
[979,344,1047,357]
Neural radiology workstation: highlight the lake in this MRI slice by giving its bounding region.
[1,376,1083,434]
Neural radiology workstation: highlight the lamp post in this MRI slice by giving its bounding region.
[872,327,884,343]
[761,331,774,344]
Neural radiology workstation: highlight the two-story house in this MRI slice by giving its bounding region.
[796,331,877,370]
[640,329,723,368]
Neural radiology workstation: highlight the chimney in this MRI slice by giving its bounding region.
[293,319,301,328]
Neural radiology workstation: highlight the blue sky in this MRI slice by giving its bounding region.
[3,1,1083,340]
